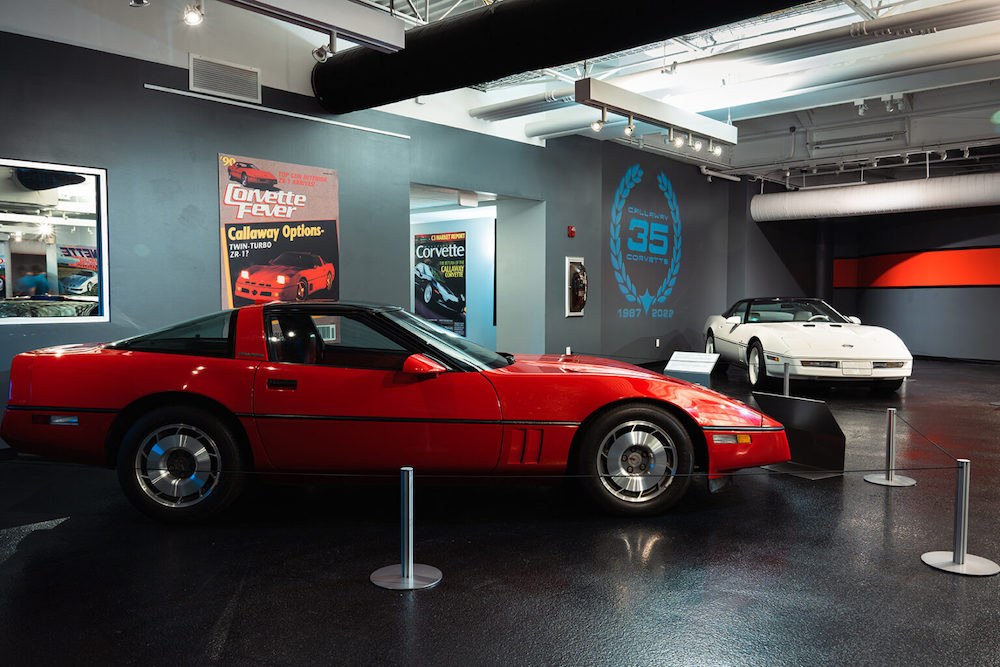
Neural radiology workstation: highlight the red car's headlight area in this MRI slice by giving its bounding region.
[277,275,287,285]
[240,270,250,279]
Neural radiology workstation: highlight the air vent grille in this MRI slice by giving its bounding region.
[189,54,261,104]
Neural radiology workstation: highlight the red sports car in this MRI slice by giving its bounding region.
[1,302,789,521]
[235,251,334,302]
[227,161,277,189]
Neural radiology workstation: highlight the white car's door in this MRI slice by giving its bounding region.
[713,301,749,362]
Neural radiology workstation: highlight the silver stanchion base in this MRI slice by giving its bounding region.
[921,551,1000,576]
[864,473,916,487]
[371,563,443,590]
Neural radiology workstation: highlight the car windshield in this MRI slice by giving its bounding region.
[270,252,313,268]
[419,263,447,283]
[747,299,849,324]
[383,309,511,370]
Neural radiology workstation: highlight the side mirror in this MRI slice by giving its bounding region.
[725,315,741,325]
[848,316,861,324]
[402,354,446,376]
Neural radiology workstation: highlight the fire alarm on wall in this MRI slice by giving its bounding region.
[567,225,576,238]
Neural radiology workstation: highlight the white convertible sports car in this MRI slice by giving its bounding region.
[704,297,912,391]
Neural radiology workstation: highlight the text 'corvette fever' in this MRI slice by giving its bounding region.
[2,303,789,521]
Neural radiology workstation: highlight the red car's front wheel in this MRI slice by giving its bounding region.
[577,406,693,515]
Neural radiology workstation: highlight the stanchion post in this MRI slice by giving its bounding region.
[782,363,790,396]
[864,407,915,487]
[371,467,443,590]
[921,458,999,576]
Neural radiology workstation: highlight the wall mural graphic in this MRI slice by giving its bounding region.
[608,163,682,321]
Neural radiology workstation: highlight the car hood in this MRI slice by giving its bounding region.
[244,169,274,178]
[492,354,775,428]
[761,323,911,358]
[61,276,90,287]
[248,265,299,281]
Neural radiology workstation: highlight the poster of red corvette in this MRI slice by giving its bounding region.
[218,154,339,307]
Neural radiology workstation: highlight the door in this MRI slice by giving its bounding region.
[252,309,503,472]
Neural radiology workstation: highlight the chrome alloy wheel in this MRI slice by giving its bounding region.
[597,420,678,503]
[748,347,761,385]
[423,284,433,304]
[134,423,221,508]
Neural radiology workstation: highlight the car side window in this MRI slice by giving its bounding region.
[726,300,749,323]
[267,312,409,371]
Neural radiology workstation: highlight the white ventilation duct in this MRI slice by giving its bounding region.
[750,173,1000,221]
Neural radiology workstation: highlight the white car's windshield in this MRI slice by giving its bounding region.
[747,299,849,324]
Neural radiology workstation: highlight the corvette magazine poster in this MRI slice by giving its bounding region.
[218,154,339,307]
[413,231,466,336]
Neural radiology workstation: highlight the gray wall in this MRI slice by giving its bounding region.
[830,206,1000,361]
[496,199,545,355]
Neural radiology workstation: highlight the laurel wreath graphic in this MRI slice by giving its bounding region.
[609,164,682,313]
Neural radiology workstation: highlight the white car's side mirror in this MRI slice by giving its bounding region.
[848,316,861,324]
[725,315,741,325]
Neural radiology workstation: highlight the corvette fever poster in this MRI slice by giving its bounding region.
[218,154,339,307]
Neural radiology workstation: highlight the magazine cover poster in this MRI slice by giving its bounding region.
[413,232,466,336]
[218,154,339,307]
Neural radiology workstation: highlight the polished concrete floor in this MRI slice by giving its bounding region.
[1,359,999,665]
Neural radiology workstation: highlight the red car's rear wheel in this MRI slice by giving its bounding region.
[116,406,246,522]
[577,406,693,515]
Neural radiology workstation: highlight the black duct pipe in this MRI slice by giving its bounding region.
[312,0,795,115]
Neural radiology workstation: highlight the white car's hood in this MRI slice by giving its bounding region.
[765,323,911,359]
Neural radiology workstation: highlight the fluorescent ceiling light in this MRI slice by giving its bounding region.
[811,133,900,150]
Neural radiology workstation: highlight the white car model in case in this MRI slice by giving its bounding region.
[704,297,912,392]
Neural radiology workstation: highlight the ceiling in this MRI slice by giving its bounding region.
[364,0,1000,189]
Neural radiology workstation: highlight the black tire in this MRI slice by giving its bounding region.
[872,378,904,393]
[576,405,694,515]
[116,406,246,522]
[296,278,308,301]
[240,172,248,186]
[747,340,771,389]
[705,332,728,374]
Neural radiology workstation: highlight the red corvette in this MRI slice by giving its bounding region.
[1,302,789,521]
[227,161,277,189]
[235,251,334,302]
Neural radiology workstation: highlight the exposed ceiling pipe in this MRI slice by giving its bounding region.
[750,172,1000,221]
[471,0,1000,124]
[311,0,795,115]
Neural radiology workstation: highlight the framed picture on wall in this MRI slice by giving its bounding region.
[0,158,110,323]
[566,256,587,317]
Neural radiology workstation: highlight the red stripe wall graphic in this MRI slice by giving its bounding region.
[834,247,1000,288]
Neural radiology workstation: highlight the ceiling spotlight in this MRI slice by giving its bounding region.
[39,222,54,237]
[855,101,868,116]
[591,107,607,133]
[692,138,703,152]
[885,100,894,113]
[183,3,204,26]
[129,0,149,6]
[709,140,722,157]
[939,150,948,161]
[837,163,844,173]
[963,147,971,159]
[623,115,634,137]
[902,154,910,164]
[673,130,685,148]
[312,45,330,63]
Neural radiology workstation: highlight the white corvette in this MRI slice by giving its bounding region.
[703,297,912,391]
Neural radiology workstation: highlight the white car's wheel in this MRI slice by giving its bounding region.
[705,332,727,373]
[747,341,771,389]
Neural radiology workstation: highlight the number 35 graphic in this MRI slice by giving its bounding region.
[626,219,670,255]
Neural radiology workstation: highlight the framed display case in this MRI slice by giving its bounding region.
[566,256,587,317]
[0,158,109,323]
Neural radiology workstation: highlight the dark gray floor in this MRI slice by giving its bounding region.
[1,359,999,666]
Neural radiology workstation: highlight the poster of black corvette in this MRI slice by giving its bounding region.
[413,231,467,336]
[218,154,339,307]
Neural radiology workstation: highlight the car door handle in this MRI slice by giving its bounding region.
[267,378,298,390]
